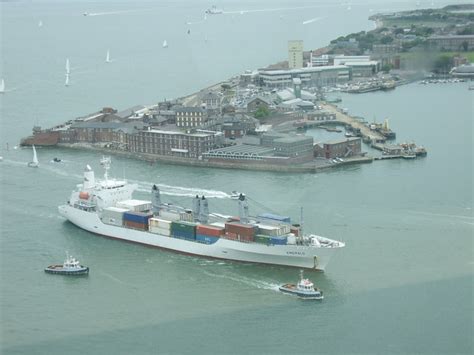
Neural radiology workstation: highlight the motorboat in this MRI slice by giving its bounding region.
[279,271,324,300]
[53,157,62,163]
[230,191,242,200]
[44,253,89,275]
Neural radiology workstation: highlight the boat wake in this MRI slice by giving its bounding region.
[302,17,324,25]
[202,270,280,291]
[130,179,230,199]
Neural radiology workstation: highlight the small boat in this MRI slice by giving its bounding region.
[27,145,39,168]
[65,58,70,75]
[65,73,70,87]
[45,253,89,275]
[162,40,168,48]
[230,191,243,200]
[205,6,223,15]
[279,271,324,300]
[0,79,5,94]
[0,156,3,162]
[53,157,62,163]
[105,49,111,63]
[38,20,43,27]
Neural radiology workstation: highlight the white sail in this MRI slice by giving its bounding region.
[65,58,70,75]
[0,79,4,93]
[38,20,43,27]
[106,50,111,63]
[162,40,168,48]
[65,74,70,87]
[28,145,39,168]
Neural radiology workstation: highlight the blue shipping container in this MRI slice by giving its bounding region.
[258,213,291,224]
[269,236,288,245]
[196,234,219,244]
[172,229,195,240]
[123,211,153,224]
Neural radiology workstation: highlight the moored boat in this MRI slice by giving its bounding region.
[279,271,323,299]
[45,253,89,275]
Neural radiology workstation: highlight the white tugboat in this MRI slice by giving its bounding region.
[279,271,324,299]
[44,253,89,275]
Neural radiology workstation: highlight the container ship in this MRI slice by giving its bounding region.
[58,157,345,270]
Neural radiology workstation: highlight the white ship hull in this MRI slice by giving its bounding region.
[59,204,339,270]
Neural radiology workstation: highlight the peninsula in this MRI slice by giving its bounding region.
[20,4,474,172]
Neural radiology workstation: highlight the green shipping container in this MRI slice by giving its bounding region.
[171,221,197,233]
[255,234,271,245]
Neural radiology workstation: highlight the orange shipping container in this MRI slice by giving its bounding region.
[79,191,90,200]
[196,225,224,237]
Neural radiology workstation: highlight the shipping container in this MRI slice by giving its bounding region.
[123,211,153,224]
[258,213,291,224]
[287,234,297,245]
[269,235,288,245]
[160,209,181,221]
[196,225,224,237]
[149,218,172,230]
[172,229,196,240]
[124,220,148,230]
[117,199,152,212]
[196,234,219,244]
[225,222,257,237]
[290,226,300,236]
[149,226,171,236]
[224,232,238,240]
[255,234,271,245]
[239,234,254,243]
[257,224,290,236]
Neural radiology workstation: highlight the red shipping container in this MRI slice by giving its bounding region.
[79,191,90,200]
[196,225,224,237]
[225,222,256,237]
[225,232,238,240]
[239,234,254,242]
[124,220,148,230]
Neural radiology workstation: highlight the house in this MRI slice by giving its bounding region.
[246,97,272,113]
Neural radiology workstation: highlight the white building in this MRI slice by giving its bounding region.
[258,66,351,88]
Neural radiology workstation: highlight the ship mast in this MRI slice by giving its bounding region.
[100,156,111,183]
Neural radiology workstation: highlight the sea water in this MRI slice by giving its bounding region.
[0,1,472,354]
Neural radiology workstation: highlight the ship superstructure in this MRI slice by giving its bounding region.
[59,158,345,270]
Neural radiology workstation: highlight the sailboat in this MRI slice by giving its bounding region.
[38,20,43,27]
[65,74,70,87]
[105,50,111,63]
[65,58,70,86]
[28,145,39,168]
[0,79,5,94]
[162,40,168,48]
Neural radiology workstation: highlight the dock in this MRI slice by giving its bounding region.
[320,103,386,143]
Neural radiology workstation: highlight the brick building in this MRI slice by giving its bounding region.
[128,129,220,158]
[175,107,208,127]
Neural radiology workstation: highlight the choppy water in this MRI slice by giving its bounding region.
[1,1,472,354]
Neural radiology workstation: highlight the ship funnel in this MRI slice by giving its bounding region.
[151,184,161,214]
[83,165,95,190]
[238,194,249,223]
[193,195,201,222]
[200,196,209,224]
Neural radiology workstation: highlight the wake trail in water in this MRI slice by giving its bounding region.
[407,210,474,220]
[85,9,151,17]
[202,270,280,291]
[224,5,333,15]
[302,17,323,25]
[129,179,231,199]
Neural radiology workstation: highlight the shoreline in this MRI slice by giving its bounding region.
[57,143,373,173]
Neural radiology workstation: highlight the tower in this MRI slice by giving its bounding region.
[288,40,304,69]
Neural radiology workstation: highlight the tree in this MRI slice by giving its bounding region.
[221,84,231,91]
[380,35,394,44]
[254,106,270,119]
[381,64,393,73]
[433,54,453,74]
